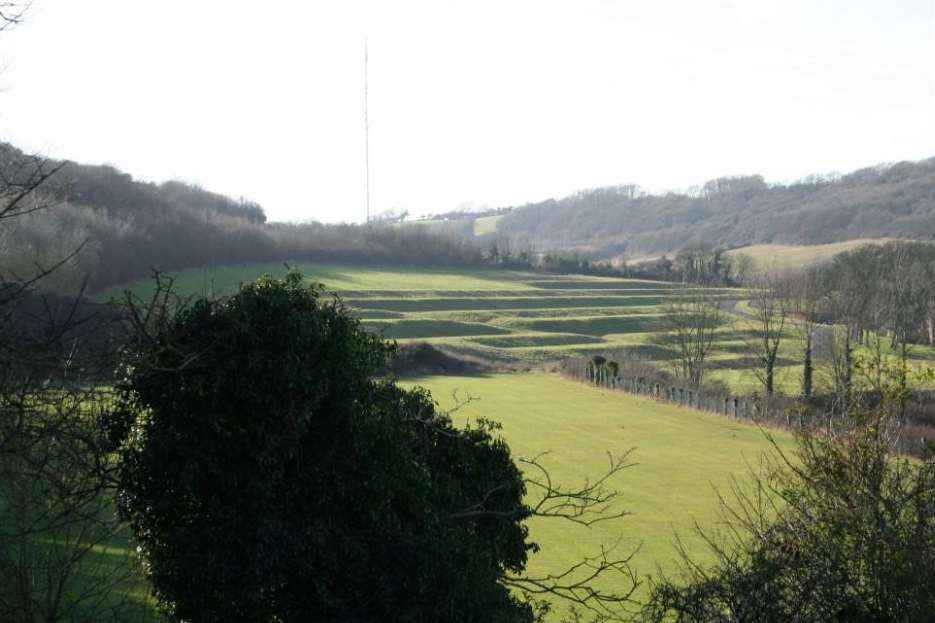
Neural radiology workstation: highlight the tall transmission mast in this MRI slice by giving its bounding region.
[364,39,371,224]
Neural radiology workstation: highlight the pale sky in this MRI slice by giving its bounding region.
[0,0,933,223]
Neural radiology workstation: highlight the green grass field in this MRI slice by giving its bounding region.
[726,239,892,270]
[98,263,754,381]
[81,261,935,617]
[405,372,795,607]
[99,261,935,395]
[473,214,504,236]
[32,372,793,621]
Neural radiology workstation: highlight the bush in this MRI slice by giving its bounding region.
[642,393,935,622]
[110,272,534,623]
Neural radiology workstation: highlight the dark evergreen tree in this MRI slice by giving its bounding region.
[109,272,533,623]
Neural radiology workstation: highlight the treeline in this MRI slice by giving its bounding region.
[0,143,484,293]
[491,242,741,285]
[495,158,935,257]
[621,243,741,285]
[421,205,512,225]
[802,241,935,346]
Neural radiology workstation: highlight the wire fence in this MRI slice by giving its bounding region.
[561,358,933,456]
[561,359,797,425]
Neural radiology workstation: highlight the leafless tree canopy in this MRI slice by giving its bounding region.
[0,2,29,31]
[653,288,723,388]
[495,160,935,259]
[744,271,789,398]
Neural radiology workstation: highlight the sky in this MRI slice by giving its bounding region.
[0,0,933,223]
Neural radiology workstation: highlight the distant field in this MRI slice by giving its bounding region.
[727,239,893,270]
[473,214,504,236]
[100,262,764,387]
[97,262,538,300]
[406,372,795,606]
[396,213,501,237]
[102,261,935,394]
[92,263,935,618]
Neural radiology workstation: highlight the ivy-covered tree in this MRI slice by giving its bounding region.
[109,272,534,623]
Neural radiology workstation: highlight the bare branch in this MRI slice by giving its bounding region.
[504,541,641,621]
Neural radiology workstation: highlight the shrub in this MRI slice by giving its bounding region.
[110,272,534,623]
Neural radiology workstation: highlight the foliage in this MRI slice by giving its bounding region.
[0,80,151,620]
[808,241,935,347]
[0,142,486,294]
[497,159,935,257]
[0,388,145,623]
[642,371,935,622]
[109,271,536,623]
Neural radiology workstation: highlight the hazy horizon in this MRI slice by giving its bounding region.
[1,0,933,223]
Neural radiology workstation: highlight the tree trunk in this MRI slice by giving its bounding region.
[802,331,813,401]
[843,330,853,415]
[765,356,774,397]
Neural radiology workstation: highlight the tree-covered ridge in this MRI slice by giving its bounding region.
[495,158,935,257]
[0,143,484,293]
[0,142,267,223]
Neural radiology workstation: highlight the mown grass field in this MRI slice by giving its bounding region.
[99,262,769,389]
[405,373,795,606]
[100,261,935,394]
[473,214,504,236]
[726,239,893,270]
[87,261,935,617]
[26,372,794,620]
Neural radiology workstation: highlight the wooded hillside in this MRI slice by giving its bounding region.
[0,143,483,293]
[495,158,935,257]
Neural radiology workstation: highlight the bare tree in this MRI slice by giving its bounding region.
[814,258,869,417]
[642,376,935,622]
[654,288,722,388]
[786,268,821,400]
[433,395,639,621]
[502,451,640,621]
[744,271,789,400]
[0,10,153,620]
[0,384,151,622]
[0,2,29,31]
[729,253,755,286]
[0,190,152,621]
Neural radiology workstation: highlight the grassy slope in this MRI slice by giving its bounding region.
[99,262,935,616]
[727,239,891,270]
[101,261,935,394]
[474,214,504,236]
[61,371,793,620]
[406,372,794,602]
[97,262,539,301]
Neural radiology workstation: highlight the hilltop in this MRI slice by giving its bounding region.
[445,158,935,260]
[0,143,483,293]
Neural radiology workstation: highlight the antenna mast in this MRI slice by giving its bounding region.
[364,39,371,224]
